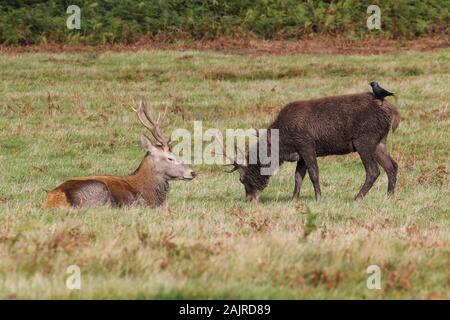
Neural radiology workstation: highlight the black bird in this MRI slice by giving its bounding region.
[370,82,394,100]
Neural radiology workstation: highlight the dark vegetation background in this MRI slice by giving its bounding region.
[0,0,448,45]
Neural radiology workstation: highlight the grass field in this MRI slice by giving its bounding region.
[0,47,448,299]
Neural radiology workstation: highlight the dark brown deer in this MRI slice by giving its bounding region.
[222,92,400,202]
[44,101,195,208]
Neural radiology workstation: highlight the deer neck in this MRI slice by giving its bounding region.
[126,153,169,206]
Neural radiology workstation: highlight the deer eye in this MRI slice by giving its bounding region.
[167,157,175,162]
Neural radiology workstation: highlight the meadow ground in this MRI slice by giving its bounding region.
[0,47,448,299]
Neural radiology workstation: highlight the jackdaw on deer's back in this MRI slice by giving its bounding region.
[370,82,395,100]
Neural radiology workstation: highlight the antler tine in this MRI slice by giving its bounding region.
[134,100,171,150]
[236,143,246,163]
[214,133,232,162]
[133,101,151,130]
[215,133,245,172]
[156,105,169,124]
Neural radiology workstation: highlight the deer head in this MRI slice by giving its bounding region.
[217,133,269,202]
[134,101,195,181]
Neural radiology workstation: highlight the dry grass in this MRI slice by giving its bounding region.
[0,47,448,299]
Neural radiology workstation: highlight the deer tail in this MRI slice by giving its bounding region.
[390,107,401,133]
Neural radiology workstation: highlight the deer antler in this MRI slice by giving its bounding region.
[133,100,172,151]
[215,133,246,172]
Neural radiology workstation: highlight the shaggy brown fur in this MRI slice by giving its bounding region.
[237,92,401,201]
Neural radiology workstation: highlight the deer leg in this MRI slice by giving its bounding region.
[300,149,321,200]
[354,144,380,201]
[292,159,307,201]
[374,139,398,197]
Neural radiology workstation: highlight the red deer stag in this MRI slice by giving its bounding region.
[44,101,195,208]
[221,92,400,202]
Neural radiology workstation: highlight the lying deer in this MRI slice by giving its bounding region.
[221,92,400,202]
[44,101,195,208]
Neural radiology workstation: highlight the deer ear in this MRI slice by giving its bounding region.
[140,134,158,154]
